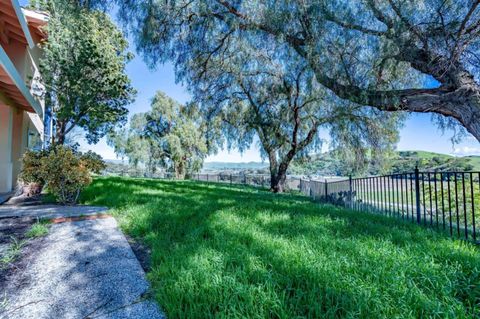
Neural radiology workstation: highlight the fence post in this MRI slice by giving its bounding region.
[207,174,209,182]
[230,174,232,186]
[324,179,328,202]
[244,174,247,185]
[414,167,421,224]
[349,175,353,209]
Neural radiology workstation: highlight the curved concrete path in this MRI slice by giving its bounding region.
[0,217,164,319]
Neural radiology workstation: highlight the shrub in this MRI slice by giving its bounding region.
[40,146,92,204]
[20,150,47,185]
[20,146,105,205]
[80,151,107,174]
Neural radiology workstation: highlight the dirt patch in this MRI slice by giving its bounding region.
[0,217,34,244]
[126,236,152,272]
[0,218,49,299]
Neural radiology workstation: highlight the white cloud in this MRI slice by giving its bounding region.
[452,146,480,156]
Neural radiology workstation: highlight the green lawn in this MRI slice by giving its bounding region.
[81,177,480,318]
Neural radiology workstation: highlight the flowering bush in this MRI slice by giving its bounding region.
[20,146,105,204]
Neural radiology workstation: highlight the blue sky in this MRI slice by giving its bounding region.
[25,1,480,162]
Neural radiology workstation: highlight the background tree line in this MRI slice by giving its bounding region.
[107,92,207,179]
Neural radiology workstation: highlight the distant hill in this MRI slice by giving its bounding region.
[287,150,480,176]
[203,161,268,171]
[393,151,480,171]
[202,151,480,175]
[464,155,480,170]
[108,151,480,177]
[104,159,127,164]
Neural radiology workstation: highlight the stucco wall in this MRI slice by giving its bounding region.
[0,103,13,192]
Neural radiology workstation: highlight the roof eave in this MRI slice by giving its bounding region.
[11,0,35,48]
[0,44,43,117]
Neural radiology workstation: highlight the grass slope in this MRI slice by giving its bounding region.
[81,177,480,318]
[406,150,453,159]
[466,155,480,171]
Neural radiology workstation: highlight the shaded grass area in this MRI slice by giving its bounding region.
[81,177,480,318]
[0,237,26,269]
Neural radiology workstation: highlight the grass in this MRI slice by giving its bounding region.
[25,221,50,238]
[80,176,480,318]
[1,222,49,270]
[0,237,26,269]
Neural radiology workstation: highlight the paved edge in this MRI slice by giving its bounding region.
[1,217,164,319]
[0,204,109,219]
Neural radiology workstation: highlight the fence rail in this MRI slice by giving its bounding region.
[116,168,480,243]
[299,169,479,243]
[190,173,302,190]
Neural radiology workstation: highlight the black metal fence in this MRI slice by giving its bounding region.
[107,171,303,190]
[190,173,302,191]
[299,168,480,243]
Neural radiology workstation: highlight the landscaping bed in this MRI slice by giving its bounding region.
[80,177,480,318]
[0,217,49,303]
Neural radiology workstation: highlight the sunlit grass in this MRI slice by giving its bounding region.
[81,176,480,318]
[25,222,49,238]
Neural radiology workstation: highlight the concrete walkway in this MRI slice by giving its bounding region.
[0,216,164,318]
[0,204,108,219]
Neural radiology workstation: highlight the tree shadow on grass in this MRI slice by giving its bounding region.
[78,177,480,318]
[82,177,479,260]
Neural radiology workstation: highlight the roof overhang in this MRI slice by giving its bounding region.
[22,7,48,40]
[0,1,47,117]
[0,2,48,50]
[11,0,35,48]
[0,44,43,117]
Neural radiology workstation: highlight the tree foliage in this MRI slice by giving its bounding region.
[96,0,402,191]
[111,0,480,142]
[188,36,401,191]
[35,0,135,144]
[108,92,207,178]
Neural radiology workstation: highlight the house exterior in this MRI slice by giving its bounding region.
[0,0,47,193]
